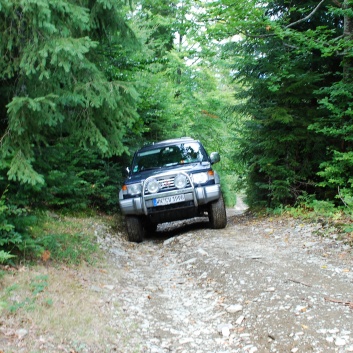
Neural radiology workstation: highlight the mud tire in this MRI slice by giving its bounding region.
[125,216,144,243]
[208,193,227,229]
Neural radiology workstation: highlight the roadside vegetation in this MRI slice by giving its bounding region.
[0,213,120,351]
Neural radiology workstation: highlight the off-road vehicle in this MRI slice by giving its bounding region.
[119,137,227,242]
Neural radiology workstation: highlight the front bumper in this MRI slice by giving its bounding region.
[119,183,221,216]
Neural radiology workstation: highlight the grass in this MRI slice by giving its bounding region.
[0,264,124,351]
[0,213,133,352]
[28,212,103,265]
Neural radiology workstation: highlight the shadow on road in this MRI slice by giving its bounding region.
[145,217,210,243]
[144,196,249,243]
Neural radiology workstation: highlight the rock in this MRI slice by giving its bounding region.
[226,304,243,313]
[181,258,197,265]
[197,248,208,256]
[163,237,175,246]
[16,329,28,339]
[335,337,346,346]
[236,315,245,325]
[217,323,233,336]
[265,287,275,292]
[294,305,307,313]
[222,326,230,337]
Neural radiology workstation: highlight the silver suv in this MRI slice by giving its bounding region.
[119,137,227,242]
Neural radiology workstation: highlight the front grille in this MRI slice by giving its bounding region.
[144,174,191,195]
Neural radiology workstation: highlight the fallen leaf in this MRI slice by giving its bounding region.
[41,250,51,262]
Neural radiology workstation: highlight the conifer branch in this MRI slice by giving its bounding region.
[0,130,9,146]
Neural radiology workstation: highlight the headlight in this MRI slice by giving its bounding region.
[192,172,208,184]
[174,174,187,189]
[127,183,142,195]
[147,178,159,193]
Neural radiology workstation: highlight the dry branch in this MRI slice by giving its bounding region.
[325,297,353,309]
[286,0,326,29]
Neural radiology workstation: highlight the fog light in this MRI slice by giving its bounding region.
[147,179,159,193]
[174,174,187,189]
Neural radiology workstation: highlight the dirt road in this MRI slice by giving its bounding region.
[96,205,353,353]
[2,204,353,353]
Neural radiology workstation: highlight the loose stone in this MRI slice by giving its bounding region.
[226,304,243,313]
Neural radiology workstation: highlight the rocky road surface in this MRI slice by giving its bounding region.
[95,203,353,353]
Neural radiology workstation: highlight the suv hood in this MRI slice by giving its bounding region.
[125,162,211,184]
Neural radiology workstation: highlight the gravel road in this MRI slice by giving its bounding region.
[95,204,353,353]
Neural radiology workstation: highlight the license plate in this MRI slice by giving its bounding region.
[153,194,185,206]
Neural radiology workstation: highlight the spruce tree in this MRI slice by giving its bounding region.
[205,0,351,207]
[0,0,139,185]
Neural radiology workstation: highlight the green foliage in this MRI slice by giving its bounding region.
[1,143,126,213]
[1,275,50,313]
[311,80,353,207]
[0,0,140,185]
[38,232,98,265]
[0,189,39,263]
[268,192,343,222]
[123,0,242,186]
[0,250,15,264]
[204,0,353,208]
[0,183,102,263]
[31,214,101,265]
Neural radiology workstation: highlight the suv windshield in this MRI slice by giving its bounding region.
[132,142,208,174]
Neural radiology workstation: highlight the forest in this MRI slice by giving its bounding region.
[1,0,353,262]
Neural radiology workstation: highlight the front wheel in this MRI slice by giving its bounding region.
[208,193,227,229]
[125,216,144,243]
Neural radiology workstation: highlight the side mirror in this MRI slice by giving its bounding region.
[210,152,220,164]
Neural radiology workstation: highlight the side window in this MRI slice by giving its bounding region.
[180,143,206,163]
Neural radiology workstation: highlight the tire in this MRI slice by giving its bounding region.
[125,216,144,243]
[208,193,227,229]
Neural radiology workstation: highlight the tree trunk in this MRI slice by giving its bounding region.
[343,0,353,82]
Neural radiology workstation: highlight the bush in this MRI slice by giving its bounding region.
[0,189,39,263]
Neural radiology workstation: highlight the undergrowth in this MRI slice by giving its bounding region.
[31,213,101,265]
[1,206,102,266]
[266,193,353,246]
[0,213,108,320]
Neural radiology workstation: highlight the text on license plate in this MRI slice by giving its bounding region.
[153,194,185,206]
